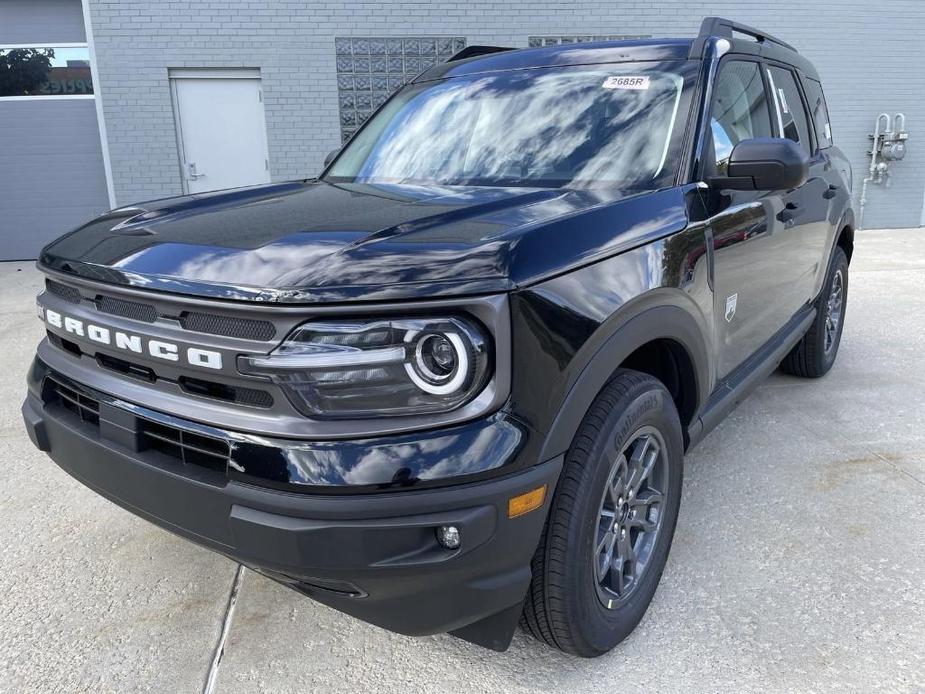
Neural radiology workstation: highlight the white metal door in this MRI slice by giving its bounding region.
[171,70,270,194]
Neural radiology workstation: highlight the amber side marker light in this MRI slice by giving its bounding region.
[508,485,547,518]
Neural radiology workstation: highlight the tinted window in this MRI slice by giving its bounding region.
[803,78,833,148]
[0,47,93,97]
[766,66,811,153]
[327,62,696,189]
[708,60,773,175]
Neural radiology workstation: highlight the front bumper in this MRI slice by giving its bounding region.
[22,359,561,650]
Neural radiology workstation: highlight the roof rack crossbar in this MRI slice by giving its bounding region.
[693,16,798,55]
[446,45,516,62]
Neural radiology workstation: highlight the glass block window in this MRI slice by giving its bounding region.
[527,35,651,47]
[335,36,467,143]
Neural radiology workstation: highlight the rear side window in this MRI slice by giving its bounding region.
[766,66,812,154]
[803,78,834,148]
[708,60,774,175]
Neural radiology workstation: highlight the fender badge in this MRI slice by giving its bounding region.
[725,294,738,323]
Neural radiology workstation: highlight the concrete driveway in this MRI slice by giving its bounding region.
[1,229,923,693]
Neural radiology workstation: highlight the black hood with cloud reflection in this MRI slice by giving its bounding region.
[39,179,689,303]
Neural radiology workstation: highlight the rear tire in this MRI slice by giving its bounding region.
[780,246,849,378]
[521,370,684,657]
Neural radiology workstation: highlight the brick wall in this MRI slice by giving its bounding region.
[87,0,925,229]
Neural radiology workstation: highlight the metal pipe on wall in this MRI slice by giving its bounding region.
[859,113,909,230]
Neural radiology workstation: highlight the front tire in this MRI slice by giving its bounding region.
[521,370,684,657]
[780,246,849,378]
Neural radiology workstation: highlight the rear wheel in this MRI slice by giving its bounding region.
[521,370,684,657]
[781,246,849,378]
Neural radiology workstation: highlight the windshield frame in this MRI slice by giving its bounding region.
[323,59,701,191]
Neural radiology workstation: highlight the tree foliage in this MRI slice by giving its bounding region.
[0,48,54,96]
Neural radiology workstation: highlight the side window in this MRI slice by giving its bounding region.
[766,66,812,154]
[803,78,834,148]
[708,60,774,175]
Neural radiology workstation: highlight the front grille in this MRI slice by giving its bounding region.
[45,279,277,342]
[138,420,229,472]
[45,279,82,304]
[47,331,82,358]
[96,295,157,323]
[178,375,274,408]
[47,337,274,409]
[46,380,100,427]
[179,311,276,341]
[96,352,156,382]
[43,376,230,475]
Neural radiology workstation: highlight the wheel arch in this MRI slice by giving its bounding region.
[836,224,854,264]
[537,299,712,462]
[835,208,855,264]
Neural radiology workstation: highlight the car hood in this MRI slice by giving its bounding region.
[39,180,688,303]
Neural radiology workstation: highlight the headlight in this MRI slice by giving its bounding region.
[239,316,491,419]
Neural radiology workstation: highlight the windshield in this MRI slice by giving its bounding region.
[326,61,697,189]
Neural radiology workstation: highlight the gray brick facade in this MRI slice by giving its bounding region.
[87,0,925,229]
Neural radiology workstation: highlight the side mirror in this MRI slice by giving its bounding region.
[323,148,340,168]
[710,137,809,191]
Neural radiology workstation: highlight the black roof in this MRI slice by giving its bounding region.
[417,39,693,82]
[416,17,818,83]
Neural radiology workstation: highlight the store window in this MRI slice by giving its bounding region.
[0,46,93,97]
[527,35,650,47]
[334,36,466,142]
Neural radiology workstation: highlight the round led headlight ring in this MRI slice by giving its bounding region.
[404,329,471,395]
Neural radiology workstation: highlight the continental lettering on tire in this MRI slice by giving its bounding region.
[42,308,223,370]
[610,391,663,455]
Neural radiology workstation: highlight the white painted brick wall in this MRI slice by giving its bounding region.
[87,0,925,229]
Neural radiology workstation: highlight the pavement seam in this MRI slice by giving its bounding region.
[869,450,925,489]
[203,564,246,694]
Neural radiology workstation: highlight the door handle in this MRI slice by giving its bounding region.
[186,162,206,180]
[823,185,839,200]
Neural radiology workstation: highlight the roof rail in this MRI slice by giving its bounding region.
[690,16,797,57]
[447,45,516,62]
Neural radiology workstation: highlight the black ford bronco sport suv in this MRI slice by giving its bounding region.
[23,18,853,657]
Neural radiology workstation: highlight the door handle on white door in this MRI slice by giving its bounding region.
[186,162,206,179]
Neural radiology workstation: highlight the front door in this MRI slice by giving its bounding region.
[701,58,815,379]
[170,69,271,194]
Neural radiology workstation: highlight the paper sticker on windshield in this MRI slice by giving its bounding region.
[602,75,650,90]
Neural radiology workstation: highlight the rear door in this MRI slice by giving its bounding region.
[764,64,831,306]
[703,58,808,378]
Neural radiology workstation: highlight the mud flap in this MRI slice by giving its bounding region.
[449,601,524,652]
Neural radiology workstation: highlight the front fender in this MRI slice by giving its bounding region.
[506,221,713,468]
[536,299,712,461]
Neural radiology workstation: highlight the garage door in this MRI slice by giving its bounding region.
[0,0,110,261]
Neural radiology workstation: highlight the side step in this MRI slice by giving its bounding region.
[687,306,815,448]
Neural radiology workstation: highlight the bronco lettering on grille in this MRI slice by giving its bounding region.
[43,309,223,370]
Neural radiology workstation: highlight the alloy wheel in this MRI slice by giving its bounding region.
[824,269,844,353]
[593,427,668,609]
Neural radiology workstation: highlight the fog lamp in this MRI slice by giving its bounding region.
[435,525,461,550]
